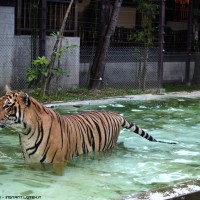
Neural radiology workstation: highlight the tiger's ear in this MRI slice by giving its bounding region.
[19,92,31,106]
[5,85,11,93]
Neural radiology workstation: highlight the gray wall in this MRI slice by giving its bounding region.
[80,61,195,87]
[163,62,195,82]
[0,7,14,89]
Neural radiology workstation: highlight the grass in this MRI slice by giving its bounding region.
[164,83,200,92]
[32,87,155,103]
[31,83,200,103]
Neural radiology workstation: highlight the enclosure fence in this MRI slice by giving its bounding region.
[80,46,160,90]
[0,0,193,93]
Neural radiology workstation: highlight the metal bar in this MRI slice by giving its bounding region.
[29,0,32,28]
[54,3,57,30]
[23,1,26,28]
[185,0,193,84]
[60,3,62,29]
[158,0,165,91]
[39,0,47,57]
[74,0,78,36]
[48,2,51,30]
[16,0,22,34]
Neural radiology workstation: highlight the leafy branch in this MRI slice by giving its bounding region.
[26,42,74,93]
[129,0,158,90]
[27,0,75,96]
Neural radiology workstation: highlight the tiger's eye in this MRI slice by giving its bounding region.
[3,104,9,109]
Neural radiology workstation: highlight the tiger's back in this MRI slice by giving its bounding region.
[62,112,122,159]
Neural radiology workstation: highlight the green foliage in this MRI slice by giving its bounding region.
[54,45,77,60]
[26,55,67,88]
[50,32,59,37]
[129,0,158,90]
[26,42,76,92]
[164,83,200,92]
[26,56,49,85]
[33,56,49,66]
[32,87,153,103]
[129,0,158,46]
[136,0,158,15]
[51,68,68,77]
[26,66,38,83]
[133,28,155,47]
[33,56,49,77]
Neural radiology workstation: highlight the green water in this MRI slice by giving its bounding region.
[1,98,200,200]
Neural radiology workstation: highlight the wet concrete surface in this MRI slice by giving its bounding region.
[122,179,200,200]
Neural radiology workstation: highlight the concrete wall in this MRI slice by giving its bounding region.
[80,61,195,87]
[163,62,195,82]
[0,7,14,89]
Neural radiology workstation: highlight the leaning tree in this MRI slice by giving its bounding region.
[88,0,123,90]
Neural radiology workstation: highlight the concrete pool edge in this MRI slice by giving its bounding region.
[122,179,200,200]
[46,91,200,107]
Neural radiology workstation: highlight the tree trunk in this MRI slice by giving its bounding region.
[88,0,110,89]
[88,0,123,90]
[42,0,74,96]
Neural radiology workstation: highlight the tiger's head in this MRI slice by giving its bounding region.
[0,86,31,130]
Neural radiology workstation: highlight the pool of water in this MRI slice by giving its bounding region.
[1,97,200,200]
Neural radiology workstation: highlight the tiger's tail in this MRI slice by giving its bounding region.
[121,118,177,145]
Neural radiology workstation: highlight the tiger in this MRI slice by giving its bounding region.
[0,86,176,164]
